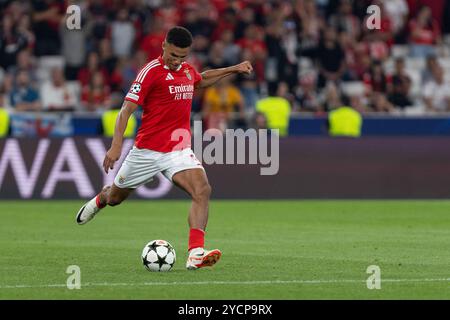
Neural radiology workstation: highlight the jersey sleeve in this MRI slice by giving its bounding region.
[125,63,158,105]
[192,66,202,86]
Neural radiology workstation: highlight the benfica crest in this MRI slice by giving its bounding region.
[184,69,192,80]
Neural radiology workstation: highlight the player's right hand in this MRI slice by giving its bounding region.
[103,147,121,174]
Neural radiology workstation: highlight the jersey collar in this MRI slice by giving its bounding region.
[158,56,183,72]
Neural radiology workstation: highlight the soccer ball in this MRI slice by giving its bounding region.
[141,240,176,272]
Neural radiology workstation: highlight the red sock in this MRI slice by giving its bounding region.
[188,228,205,252]
[95,194,106,209]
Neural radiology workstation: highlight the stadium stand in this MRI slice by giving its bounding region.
[1,0,450,136]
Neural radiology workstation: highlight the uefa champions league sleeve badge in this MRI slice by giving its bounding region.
[131,83,141,93]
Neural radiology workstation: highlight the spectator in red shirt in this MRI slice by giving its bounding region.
[81,71,111,113]
[236,24,267,82]
[363,61,394,112]
[361,1,393,62]
[77,51,109,87]
[139,16,166,60]
[409,6,441,58]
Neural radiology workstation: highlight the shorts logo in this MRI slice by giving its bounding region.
[130,83,141,93]
[118,176,126,184]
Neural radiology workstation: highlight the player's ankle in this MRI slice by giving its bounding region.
[188,247,204,255]
[95,194,106,209]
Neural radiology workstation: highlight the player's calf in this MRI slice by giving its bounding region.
[106,194,125,206]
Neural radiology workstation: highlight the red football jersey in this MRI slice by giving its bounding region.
[125,57,202,152]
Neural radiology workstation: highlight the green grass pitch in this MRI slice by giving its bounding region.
[1,200,450,299]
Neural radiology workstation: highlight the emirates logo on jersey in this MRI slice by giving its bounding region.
[184,69,191,80]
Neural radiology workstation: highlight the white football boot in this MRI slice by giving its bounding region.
[186,247,222,270]
[76,186,109,225]
[76,196,103,225]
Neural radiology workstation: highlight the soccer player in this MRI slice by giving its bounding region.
[76,26,253,270]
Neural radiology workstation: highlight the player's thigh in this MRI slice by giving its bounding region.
[172,168,211,198]
[114,147,161,189]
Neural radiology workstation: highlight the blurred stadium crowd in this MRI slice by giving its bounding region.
[2,0,450,135]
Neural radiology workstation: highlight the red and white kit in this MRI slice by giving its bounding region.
[115,57,203,188]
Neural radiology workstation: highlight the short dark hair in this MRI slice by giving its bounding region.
[166,26,193,48]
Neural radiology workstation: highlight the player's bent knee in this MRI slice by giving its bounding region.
[192,183,212,202]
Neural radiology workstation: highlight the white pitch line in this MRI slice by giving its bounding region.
[1,278,450,289]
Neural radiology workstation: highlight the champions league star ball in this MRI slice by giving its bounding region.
[141,240,176,272]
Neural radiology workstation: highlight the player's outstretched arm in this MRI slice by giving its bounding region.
[195,61,253,89]
[103,100,138,174]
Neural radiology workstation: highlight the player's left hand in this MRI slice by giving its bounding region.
[234,61,253,75]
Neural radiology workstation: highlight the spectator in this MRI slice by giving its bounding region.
[253,112,268,130]
[7,50,38,84]
[294,72,321,112]
[102,103,136,138]
[235,7,256,40]
[77,51,109,87]
[422,54,439,84]
[0,104,9,137]
[256,83,291,137]
[265,20,298,91]
[363,60,390,95]
[361,0,393,61]
[370,92,395,113]
[236,24,267,82]
[202,76,245,133]
[40,67,77,111]
[87,0,109,47]
[219,29,241,65]
[0,0,449,119]
[31,0,63,56]
[253,111,268,132]
[111,8,135,59]
[60,3,87,81]
[98,38,118,75]
[195,0,218,33]
[211,7,237,42]
[320,81,342,112]
[205,41,227,69]
[140,16,166,60]
[235,48,259,112]
[351,42,372,81]
[382,0,409,40]
[388,57,413,109]
[363,60,394,112]
[294,0,324,51]
[329,0,361,41]
[315,27,346,89]
[9,70,40,111]
[0,15,29,70]
[422,65,450,112]
[327,95,363,138]
[80,71,111,113]
[191,34,211,66]
[17,11,36,50]
[276,81,296,110]
[409,6,441,58]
